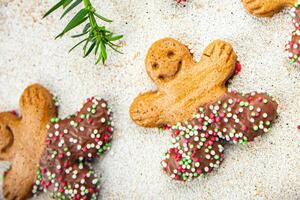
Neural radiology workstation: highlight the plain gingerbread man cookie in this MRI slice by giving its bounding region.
[130,38,237,127]
[242,0,296,17]
[0,84,57,200]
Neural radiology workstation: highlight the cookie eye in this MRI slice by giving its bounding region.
[178,60,182,68]
[158,75,165,80]
[167,51,175,58]
[152,62,159,69]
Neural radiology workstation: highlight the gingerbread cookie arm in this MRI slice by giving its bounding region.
[130,91,166,127]
[242,0,296,17]
[0,112,19,159]
[19,84,57,125]
[198,40,237,86]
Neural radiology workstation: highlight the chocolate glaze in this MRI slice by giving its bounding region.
[162,90,278,181]
[287,4,300,63]
[32,97,113,199]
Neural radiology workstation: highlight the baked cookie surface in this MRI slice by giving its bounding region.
[130,38,237,127]
[0,84,57,200]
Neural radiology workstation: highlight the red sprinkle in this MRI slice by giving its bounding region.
[235,61,242,75]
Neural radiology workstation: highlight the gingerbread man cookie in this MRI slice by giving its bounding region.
[0,84,113,199]
[242,0,295,17]
[130,38,278,181]
[0,84,57,199]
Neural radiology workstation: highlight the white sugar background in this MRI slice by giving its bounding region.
[0,0,300,199]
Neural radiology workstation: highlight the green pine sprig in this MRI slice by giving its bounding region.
[43,0,123,64]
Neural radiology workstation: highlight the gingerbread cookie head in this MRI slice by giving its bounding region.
[130,38,237,127]
[0,84,57,200]
[242,0,296,17]
[145,38,195,86]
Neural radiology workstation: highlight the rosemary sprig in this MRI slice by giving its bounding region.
[43,0,123,64]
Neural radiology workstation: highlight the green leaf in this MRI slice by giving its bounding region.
[108,41,121,48]
[71,31,89,38]
[96,51,102,64]
[82,23,90,33]
[63,0,73,8]
[94,13,112,23]
[61,0,83,19]
[100,41,107,63]
[69,37,88,52]
[94,42,100,55]
[84,41,96,57]
[83,34,93,52]
[109,35,123,41]
[56,8,89,38]
[43,0,66,18]
[107,42,122,54]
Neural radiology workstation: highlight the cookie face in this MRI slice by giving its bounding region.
[242,0,296,17]
[130,38,237,127]
[32,97,113,199]
[0,84,57,200]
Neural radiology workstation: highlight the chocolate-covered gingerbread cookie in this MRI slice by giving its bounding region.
[241,0,300,63]
[0,84,57,200]
[0,84,113,199]
[130,38,278,181]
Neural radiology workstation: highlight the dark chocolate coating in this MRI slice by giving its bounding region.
[33,97,113,199]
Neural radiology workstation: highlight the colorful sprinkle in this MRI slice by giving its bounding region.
[161,89,278,181]
[32,97,113,199]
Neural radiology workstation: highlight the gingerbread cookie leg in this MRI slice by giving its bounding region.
[33,97,113,199]
[1,84,57,200]
[242,0,296,17]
